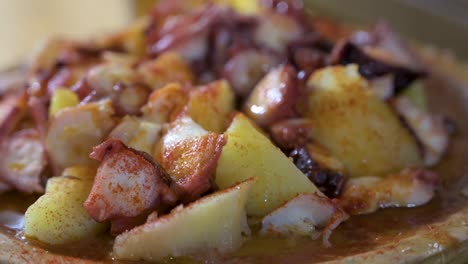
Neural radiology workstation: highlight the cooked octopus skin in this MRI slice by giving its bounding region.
[157,115,227,203]
[84,139,177,233]
[330,41,425,94]
[339,168,438,215]
[245,65,300,128]
[261,193,348,247]
[0,129,47,194]
[392,97,450,166]
[289,146,345,198]
[270,118,314,149]
[222,49,280,98]
[0,92,28,141]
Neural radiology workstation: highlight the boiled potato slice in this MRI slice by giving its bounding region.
[215,114,320,216]
[113,179,254,261]
[306,65,422,177]
[188,80,235,133]
[49,88,79,117]
[24,165,106,245]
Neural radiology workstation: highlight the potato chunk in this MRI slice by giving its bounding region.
[215,114,320,216]
[188,79,235,133]
[306,65,422,177]
[24,166,107,245]
[113,179,254,261]
[49,88,79,117]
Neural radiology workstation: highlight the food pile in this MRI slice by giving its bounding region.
[0,0,453,261]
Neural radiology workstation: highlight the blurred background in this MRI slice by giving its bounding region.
[0,0,467,70]
[0,0,133,70]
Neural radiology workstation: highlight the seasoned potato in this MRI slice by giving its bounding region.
[45,99,116,172]
[24,165,107,245]
[49,88,79,117]
[215,113,320,216]
[137,52,194,90]
[306,65,422,177]
[113,179,254,261]
[188,80,235,133]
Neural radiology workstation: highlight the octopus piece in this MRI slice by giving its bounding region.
[0,129,47,194]
[86,62,150,116]
[86,63,138,93]
[46,66,88,96]
[222,49,281,98]
[27,96,49,139]
[113,84,151,116]
[244,65,300,128]
[289,145,345,198]
[261,193,348,247]
[45,99,116,174]
[27,38,106,97]
[254,12,303,53]
[368,74,395,100]
[270,118,314,149]
[84,139,177,234]
[339,168,439,215]
[108,116,162,155]
[0,92,28,141]
[209,12,258,76]
[286,32,332,71]
[392,97,450,166]
[351,22,424,71]
[156,115,226,202]
[148,5,221,63]
[330,41,425,95]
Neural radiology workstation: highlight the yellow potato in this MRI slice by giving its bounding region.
[24,165,106,245]
[49,88,79,117]
[188,80,235,133]
[306,65,422,177]
[113,179,254,261]
[214,0,261,14]
[215,114,321,217]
